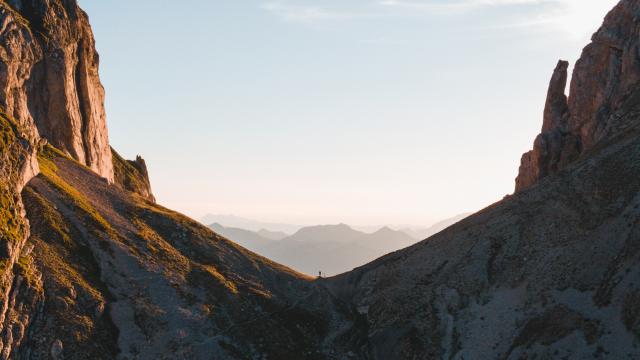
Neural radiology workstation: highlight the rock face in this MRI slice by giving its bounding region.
[516,0,640,192]
[0,111,42,359]
[112,148,155,203]
[327,122,640,357]
[515,61,581,191]
[3,0,640,359]
[319,1,640,357]
[21,147,333,359]
[0,0,113,182]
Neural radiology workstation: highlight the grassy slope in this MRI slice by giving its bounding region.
[22,145,335,359]
[111,147,155,202]
[0,112,27,250]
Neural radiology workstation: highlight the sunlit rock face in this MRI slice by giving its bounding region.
[112,148,156,203]
[516,0,640,192]
[0,111,41,360]
[0,0,113,182]
[3,0,640,358]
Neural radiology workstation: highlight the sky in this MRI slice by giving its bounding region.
[79,0,619,227]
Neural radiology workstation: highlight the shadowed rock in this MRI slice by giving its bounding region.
[516,0,640,192]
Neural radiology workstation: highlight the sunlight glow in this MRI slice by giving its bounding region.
[551,0,619,39]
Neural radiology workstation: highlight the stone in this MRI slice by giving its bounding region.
[542,60,570,133]
[515,0,640,192]
[0,0,114,182]
[21,244,33,257]
[50,339,63,359]
[67,287,76,300]
[94,302,105,319]
[3,0,640,359]
[111,148,155,202]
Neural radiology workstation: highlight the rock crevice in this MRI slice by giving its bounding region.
[0,0,113,182]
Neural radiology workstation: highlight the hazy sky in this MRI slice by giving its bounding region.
[79,0,618,227]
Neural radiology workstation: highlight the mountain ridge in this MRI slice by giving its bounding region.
[0,0,639,358]
[210,222,418,276]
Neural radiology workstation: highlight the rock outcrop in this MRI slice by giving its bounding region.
[112,148,155,203]
[21,147,334,359]
[2,0,640,358]
[0,110,42,359]
[516,61,581,191]
[0,0,113,182]
[319,1,640,357]
[516,0,640,192]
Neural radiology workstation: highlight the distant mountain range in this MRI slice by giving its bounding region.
[208,219,470,276]
[256,228,288,240]
[201,214,302,234]
[202,213,471,240]
[206,214,472,276]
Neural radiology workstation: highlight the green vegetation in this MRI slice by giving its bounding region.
[23,159,120,357]
[131,217,190,276]
[23,187,72,246]
[203,264,239,295]
[0,110,27,247]
[23,186,105,300]
[111,147,152,200]
[0,187,23,246]
[38,145,116,238]
[15,253,43,293]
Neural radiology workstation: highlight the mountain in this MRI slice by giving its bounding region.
[256,228,289,241]
[352,226,416,253]
[322,1,640,357]
[284,223,364,243]
[259,224,417,276]
[0,1,331,358]
[209,223,275,250]
[1,0,640,359]
[23,146,331,359]
[207,223,418,276]
[200,214,301,234]
[401,213,472,240]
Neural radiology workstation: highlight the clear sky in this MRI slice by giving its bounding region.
[79,0,618,227]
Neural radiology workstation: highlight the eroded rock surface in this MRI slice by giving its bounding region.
[1,0,640,359]
[0,0,113,182]
[112,148,155,203]
[516,0,640,192]
[0,110,42,359]
[22,147,336,359]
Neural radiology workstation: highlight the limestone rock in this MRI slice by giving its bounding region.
[515,0,640,192]
[0,0,114,182]
[2,0,640,359]
[542,60,570,133]
[111,148,155,202]
[50,339,63,359]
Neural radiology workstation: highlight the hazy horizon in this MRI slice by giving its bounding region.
[199,211,472,232]
[80,0,617,226]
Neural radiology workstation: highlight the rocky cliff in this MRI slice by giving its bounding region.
[0,110,41,359]
[0,0,113,182]
[0,0,152,357]
[516,0,640,192]
[112,148,155,203]
[19,146,335,359]
[1,0,640,359]
[321,0,640,357]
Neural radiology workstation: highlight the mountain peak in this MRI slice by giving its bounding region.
[374,226,395,234]
[0,0,115,183]
[516,0,640,192]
